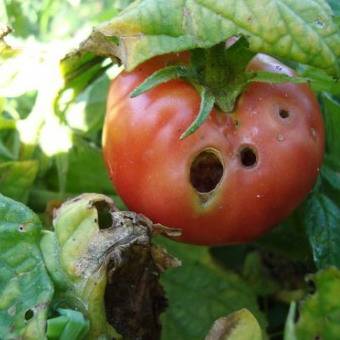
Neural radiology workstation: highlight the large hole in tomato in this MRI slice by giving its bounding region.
[190,149,224,193]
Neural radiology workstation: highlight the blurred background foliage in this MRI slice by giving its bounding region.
[0,0,131,211]
[0,0,339,339]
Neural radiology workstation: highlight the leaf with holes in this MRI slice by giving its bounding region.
[41,193,175,339]
[0,194,54,339]
[79,0,340,75]
[40,194,120,339]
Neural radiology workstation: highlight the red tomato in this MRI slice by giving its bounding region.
[103,53,324,245]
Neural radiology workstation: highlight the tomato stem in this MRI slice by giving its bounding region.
[130,36,307,139]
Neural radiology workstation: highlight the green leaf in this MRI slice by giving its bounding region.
[180,87,215,139]
[294,268,340,339]
[64,137,114,194]
[56,153,69,195]
[3,0,40,38]
[39,230,71,291]
[318,93,340,205]
[65,74,111,136]
[0,140,15,160]
[320,94,340,156]
[113,0,136,12]
[298,66,340,95]
[41,137,114,197]
[321,160,340,191]
[156,237,266,340]
[40,194,120,339]
[242,252,280,296]
[83,0,340,75]
[303,193,340,269]
[0,194,53,339]
[47,308,89,340]
[206,309,263,340]
[130,65,192,97]
[57,52,112,121]
[319,157,340,206]
[256,210,312,263]
[60,52,107,92]
[0,160,38,203]
[328,0,340,15]
[0,118,15,130]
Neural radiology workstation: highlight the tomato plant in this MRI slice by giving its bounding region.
[103,53,324,245]
[1,1,339,339]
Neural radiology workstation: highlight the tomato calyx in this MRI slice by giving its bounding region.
[131,36,307,139]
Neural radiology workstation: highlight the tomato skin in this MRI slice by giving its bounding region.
[103,53,324,245]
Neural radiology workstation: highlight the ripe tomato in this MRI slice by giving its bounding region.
[103,53,324,245]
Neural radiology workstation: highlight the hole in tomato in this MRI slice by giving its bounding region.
[279,109,290,119]
[190,149,223,193]
[239,146,257,168]
[94,200,113,229]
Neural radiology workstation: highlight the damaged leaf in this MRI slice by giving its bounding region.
[41,193,178,339]
[291,268,340,339]
[0,194,54,339]
[206,308,263,340]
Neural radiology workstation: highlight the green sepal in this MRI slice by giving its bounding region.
[180,87,215,140]
[247,71,307,85]
[129,35,331,139]
[130,64,193,97]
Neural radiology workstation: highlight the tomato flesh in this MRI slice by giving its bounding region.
[103,53,324,245]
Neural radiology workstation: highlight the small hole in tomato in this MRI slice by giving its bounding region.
[279,109,290,119]
[94,200,113,229]
[239,146,257,168]
[190,149,223,193]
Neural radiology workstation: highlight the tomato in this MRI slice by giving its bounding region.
[103,53,324,245]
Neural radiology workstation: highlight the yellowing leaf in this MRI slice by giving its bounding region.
[206,309,263,340]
